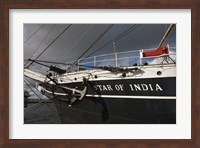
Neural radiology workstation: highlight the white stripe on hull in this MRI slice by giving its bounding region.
[41,87,176,99]
[86,94,176,99]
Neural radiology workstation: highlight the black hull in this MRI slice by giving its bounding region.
[41,77,176,124]
[53,97,176,124]
[64,77,176,97]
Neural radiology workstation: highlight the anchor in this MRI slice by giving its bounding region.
[59,77,88,106]
[42,75,88,106]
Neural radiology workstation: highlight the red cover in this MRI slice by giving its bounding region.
[143,45,169,57]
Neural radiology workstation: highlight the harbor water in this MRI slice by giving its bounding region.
[24,102,61,124]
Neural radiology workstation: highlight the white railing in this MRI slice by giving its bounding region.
[65,47,176,71]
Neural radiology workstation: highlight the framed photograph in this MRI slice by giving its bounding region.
[1,0,199,147]
[23,23,177,125]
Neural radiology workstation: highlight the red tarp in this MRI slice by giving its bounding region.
[143,45,169,57]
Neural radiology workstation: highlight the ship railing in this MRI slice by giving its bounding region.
[65,47,176,71]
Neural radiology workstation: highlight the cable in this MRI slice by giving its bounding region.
[24,79,57,112]
[84,24,141,58]
[25,25,141,71]
[24,80,42,99]
[26,24,72,68]
[115,24,141,41]
[60,24,94,61]
[24,25,56,67]
[157,24,174,48]
[165,28,176,45]
[73,24,114,65]
[25,59,71,65]
[24,24,45,43]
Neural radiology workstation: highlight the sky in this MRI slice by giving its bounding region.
[23,24,176,98]
[24,24,176,69]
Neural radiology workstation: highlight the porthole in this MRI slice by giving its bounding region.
[157,71,162,75]
[122,73,126,77]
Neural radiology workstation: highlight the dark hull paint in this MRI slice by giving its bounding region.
[64,77,176,97]
[59,77,176,96]
[42,77,176,124]
[53,97,176,124]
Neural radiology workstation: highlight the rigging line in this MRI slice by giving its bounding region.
[24,98,48,111]
[24,77,42,92]
[157,24,174,48]
[26,25,141,67]
[24,102,44,113]
[24,79,57,112]
[24,80,42,100]
[114,24,138,41]
[161,25,175,46]
[24,97,56,113]
[26,24,72,68]
[24,25,56,67]
[166,29,176,45]
[164,24,168,35]
[24,24,45,43]
[73,24,114,65]
[24,60,29,67]
[26,25,140,67]
[25,59,72,65]
[84,24,141,59]
[60,24,94,61]
[115,24,141,41]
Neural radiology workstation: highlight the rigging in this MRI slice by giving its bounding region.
[24,24,45,43]
[24,79,56,112]
[24,25,56,67]
[60,24,95,61]
[28,59,66,74]
[83,24,141,59]
[26,24,72,68]
[72,24,114,65]
[25,25,141,70]
[157,24,174,48]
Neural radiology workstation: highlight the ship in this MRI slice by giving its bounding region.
[24,24,176,124]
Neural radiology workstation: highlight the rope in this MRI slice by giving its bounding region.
[24,79,57,112]
[60,24,94,61]
[24,25,56,67]
[73,24,114,64]
[84,24,141,58]
[157,24,174,48]
[26,24,72,68]
[24,24,45,43]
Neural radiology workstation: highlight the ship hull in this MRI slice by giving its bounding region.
[41,77,176,124]
[53,97,176,124]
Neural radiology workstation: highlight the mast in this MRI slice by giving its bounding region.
[157,24,174,48]
[112,40,117,67]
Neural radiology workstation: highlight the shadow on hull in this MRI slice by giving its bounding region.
[53,97,176,124]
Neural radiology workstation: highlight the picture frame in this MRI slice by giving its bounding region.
[0,0,199,147]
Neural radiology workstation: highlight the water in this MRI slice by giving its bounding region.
[24,98,176,124]
[24,102,61,124]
